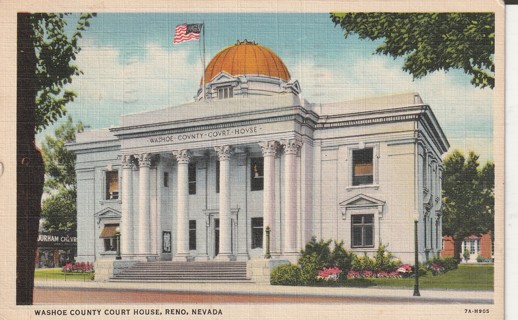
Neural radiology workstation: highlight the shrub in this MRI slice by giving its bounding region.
[351,253,375,272]
[298,237,333,284]
[425,256,459,275]
[463,249,470,262]
[271,264,301,285]
[441,257,459,271]
[330,241,354,279]
[417,263,428,276]
[373,245,401,272]
[298,253,321,285]
[299,237,332,267]
[476,255,492,263]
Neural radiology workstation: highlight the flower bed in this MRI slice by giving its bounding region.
[317,267,342,281]
[271,238,459,285]
[62,262,94,273]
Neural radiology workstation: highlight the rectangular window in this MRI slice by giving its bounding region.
[100,223,119,252]
[351,214,374,248]
[217,86,233,99]
[352,148,373,186]
[251,218,264,249]
[188,163,196,195]
[470,240,476,254]
[105,170,119,200]
[216,161,220,194]
[424,218,427,249]
[429,218,433,249]
[435,222,439,249]
[164,172,169,187]
[189,220,197,250]
[250,158,264,191]
[104,238,116,252]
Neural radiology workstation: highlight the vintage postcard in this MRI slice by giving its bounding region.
[0,0,506,319]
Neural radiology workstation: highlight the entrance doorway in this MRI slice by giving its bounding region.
[205,212,238,259]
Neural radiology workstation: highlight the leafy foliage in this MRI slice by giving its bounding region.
[31,13,96,132]
[425,256,458,276]
[41,115,84,232]
[270,264,301,286]
[298,237,332,284]
[330,13,495,89]
[373,245,401,272]
[330,240,354,278]
[442,150,494,260]
[273,240,419,285]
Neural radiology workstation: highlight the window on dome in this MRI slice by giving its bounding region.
[217,86,233,99]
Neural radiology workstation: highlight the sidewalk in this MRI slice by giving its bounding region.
[34,279,494,304]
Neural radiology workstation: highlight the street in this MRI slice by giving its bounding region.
[33,287,480,304]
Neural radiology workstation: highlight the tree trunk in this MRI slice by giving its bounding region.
[453,238,463,264]
[17,13,44,305]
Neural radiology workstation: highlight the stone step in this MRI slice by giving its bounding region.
[110,261,250,282]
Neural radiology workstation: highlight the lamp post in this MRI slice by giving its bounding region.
[413,213,420,296]
[265,226,271,259]
[115,227,121,260]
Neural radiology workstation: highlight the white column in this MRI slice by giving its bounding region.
[136,153,152,255]
[121,155,133,256]
[215,146,233,259]
[281,139,302,254]
[173,150,190,260]
[259,141,278,256]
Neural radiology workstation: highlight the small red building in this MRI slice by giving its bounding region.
[442,232,493,262]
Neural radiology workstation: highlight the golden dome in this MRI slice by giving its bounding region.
[203,40,291,84]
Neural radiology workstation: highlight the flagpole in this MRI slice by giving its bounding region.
[202,22,206,100]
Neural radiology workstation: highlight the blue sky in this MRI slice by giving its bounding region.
[37,12,494,163]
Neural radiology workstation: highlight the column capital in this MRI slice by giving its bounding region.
[136,153,152,167]
[258,141,279,157]
[121,155,133,169]
[214,145,233,161]
[172,150,191,164]
[281,139,302,155]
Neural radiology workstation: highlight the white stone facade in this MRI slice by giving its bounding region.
[69,46,449,265]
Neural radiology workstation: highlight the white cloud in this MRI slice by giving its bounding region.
[290,55,494,162]
[37,40,494,163]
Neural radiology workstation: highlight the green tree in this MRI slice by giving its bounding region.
[41,116,84,232]
[442,150,494,262]
[330,13,495,89]
[17,12,94,305]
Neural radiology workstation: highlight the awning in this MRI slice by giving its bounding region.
[100,225,117,238]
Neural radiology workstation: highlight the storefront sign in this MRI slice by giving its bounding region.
[37,232,77,248]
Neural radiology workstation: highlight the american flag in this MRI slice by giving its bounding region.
[174,23,202,44]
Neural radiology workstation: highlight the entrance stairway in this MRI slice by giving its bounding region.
[110,261,251,282]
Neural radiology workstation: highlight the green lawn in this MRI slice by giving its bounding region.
[34,268,94,281]
[345,264,493,290]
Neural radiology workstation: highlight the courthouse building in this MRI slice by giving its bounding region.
[70,40,449,265]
